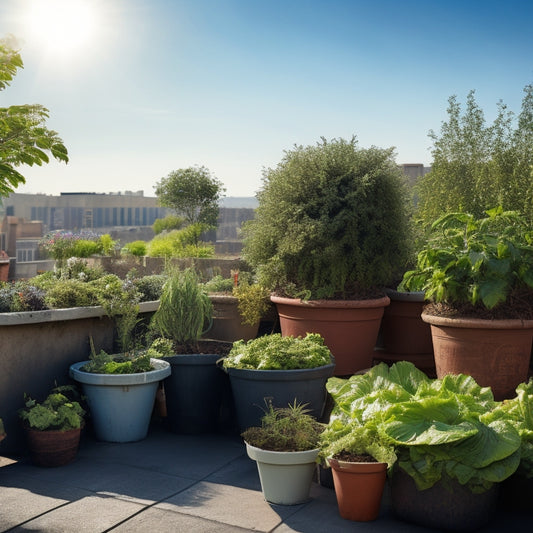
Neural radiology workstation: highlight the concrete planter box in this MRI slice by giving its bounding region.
[0,301,159,454]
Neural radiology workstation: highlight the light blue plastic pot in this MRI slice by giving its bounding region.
[69,358,171,443]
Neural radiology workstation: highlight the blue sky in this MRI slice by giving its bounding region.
[1,0,533,198]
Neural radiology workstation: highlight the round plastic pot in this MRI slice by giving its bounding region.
[246,443,319,505]
[163,353,230,434]
[226,363,335,431]
[69,358,171,443]
[328,457,387,522]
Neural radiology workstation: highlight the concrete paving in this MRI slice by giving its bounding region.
[0,423,530,532]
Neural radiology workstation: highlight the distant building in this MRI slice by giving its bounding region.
[400,164,431,186]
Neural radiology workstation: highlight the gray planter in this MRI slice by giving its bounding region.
[69,358,171,443]
[225,363,335,431]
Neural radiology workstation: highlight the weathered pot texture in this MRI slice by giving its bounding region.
[246,442,320,505]
[24,426,82,467]
[207,294,259,343]
[69,358,171,443]
[422,313,533,400]
[225,362,335,431]
[271,295,389,376]
[327,457,387,522]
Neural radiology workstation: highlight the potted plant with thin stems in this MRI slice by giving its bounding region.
[242,137,413,375]
[242,401,325,505]
[69,278,171,443]
[401,206,533,400]
[150,267,232,433]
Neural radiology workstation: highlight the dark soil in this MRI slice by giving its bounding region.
[172,340,232,356]
[333,451,378,463]
[425,290,533,321]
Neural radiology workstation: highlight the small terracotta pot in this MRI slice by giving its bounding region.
[25,426,81,467]
[328,457,387,521]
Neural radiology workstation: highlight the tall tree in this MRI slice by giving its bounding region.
[154,165,225,227]
[0,37,69,197]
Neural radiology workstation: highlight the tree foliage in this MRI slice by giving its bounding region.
[0,37,69,197]
[416,87,533,226]
[154,165,225,227]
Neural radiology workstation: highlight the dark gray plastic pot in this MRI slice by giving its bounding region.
[163,353,230,434]
[225,363,335,431]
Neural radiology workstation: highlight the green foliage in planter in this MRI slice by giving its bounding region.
[133,274,167,301]
[147,223,214,258]
[323,361,523,493]
[223,333,333,370]
[242,137,413,299]
[44,279,100,309]
[19,387,85,431]
[233,283,270,326]
[152,214,185,235]
[121,240,147,257]
[150,267,213,351]
[72,239,102,258]
[0,280,47,312]
[242,401,325,452]
[203,274,235,293]
[400,207,533,316]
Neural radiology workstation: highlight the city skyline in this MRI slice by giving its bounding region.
[1,0,532,198]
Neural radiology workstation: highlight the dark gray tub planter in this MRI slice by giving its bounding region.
[163,353,232,434]
[69,358,171,443]
[225,363,336,431]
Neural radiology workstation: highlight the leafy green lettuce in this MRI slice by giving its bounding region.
[321,361,524,493]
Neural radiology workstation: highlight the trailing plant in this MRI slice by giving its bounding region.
[19,387,85,431]
[400,207,533,318]
[150,267,213,352]
[222,333,333,370]
[322,361,523,493]
[241,400,325,452]
[242,137,413,299]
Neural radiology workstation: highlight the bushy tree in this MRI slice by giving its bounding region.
[416,86,533,226]
[0,37,68,197]
[154,166,225,227]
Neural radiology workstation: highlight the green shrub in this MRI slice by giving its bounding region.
[72,239,102,257]
[242,137,413,299]
[99,234,116,255]
[134,274,167,301]
[44,279,100,309]
[147,225,215,258]
[121,240,147,257]
[152,215,185,234]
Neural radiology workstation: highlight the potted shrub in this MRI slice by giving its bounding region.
[242,401,325,505]
[150,267,232,433]
[401,207,533,400]
[69,279,171,443]
[203,272,271,343]
[220,332,335,431]
[242,137,413,375]
[18,385,85,467]
[324,361,523,530]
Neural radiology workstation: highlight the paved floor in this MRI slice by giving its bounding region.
[0,422,530,533]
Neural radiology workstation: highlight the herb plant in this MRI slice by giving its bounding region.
[222,333,333,370]
[400,207,533,317]
[242,401,325,452]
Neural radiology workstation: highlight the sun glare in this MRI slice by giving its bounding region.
[26,0,97,56]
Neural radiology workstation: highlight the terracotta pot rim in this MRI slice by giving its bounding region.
[421,312,533,329]
[327,457,388,472]
[271,295,390,309]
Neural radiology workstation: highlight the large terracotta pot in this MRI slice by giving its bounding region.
[327,457,387,521]
[422,313,533,400]
[25,426,82,467]
[271,295,390,376]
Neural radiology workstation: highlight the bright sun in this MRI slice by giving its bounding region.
[26,0,97,55]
